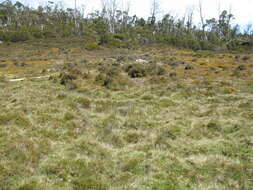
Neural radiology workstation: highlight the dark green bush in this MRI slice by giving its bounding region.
[42,29,57,38]
[0,30,30,42]
[9,31,30,42]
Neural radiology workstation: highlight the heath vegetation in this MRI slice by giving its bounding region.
[0,0,253,190]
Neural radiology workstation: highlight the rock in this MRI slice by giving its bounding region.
[136,59,148,63]
[55,60,64,65]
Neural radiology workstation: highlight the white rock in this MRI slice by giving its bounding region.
[136,59,148,63]
[55,60,64,65]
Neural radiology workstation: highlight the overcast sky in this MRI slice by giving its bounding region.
[6,0,253,26]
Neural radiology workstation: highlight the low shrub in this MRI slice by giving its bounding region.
[0,63,7,68]
[0,75,7,82]
[241,56,251,61]
[185,64,194,70]
[147,63,167,76]
[236,65,246,71]
[49,72,77,90]
[59,72,76,85]
[95,65,130,89]
[85,43,101,51]
[9,31,31,42]
[124,63,147,78]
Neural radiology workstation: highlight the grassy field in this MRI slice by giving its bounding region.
[0,40,253,190]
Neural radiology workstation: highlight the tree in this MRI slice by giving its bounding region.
[198,0,207,40]
[150,0,159,26]
[217,10,234,40]
[100,0,118,33]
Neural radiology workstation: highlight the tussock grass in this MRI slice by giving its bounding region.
[0,44,252,190]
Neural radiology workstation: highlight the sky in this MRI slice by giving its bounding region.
[3,0,253,26]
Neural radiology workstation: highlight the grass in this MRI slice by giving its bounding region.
[0,40,252,190]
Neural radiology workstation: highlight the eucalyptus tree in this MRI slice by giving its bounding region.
[100,0,118,33]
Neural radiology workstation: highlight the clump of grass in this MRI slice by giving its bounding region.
[147,62,167,76]
[169,72,177,78]
[159,98,177,107]
[57,93,67,100]
[119,151,145,174]
[124,62,166,78]
[76,97,91,108]
[0,75,7,82]
[185,64,194,70]
[241,55,251,61]
[51,72,77,90]
[0,63,7,68]
[85,42,101,51]
[164,57,178,66]
[236,65,246,71]
[141,94,154,100]
[206,121,221,131]
[123,131,141,143]
[235,55,251,61]
[64,112,75,121]
[73,176,108,190]
[14,115,32,127]
[59,72,76,85]
[13,178,46,190]
[0,113,13,125]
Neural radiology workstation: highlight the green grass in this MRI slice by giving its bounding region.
[0,44,252,190]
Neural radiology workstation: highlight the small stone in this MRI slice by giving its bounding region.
[136,59,148,63]
[55,60,64,65]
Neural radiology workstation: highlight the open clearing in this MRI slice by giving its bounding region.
[0,41,253,190]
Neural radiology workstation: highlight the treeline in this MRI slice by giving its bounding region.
[0,0,253,51]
